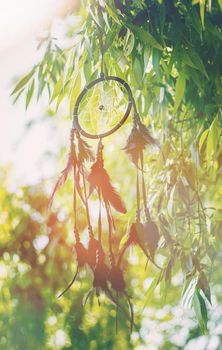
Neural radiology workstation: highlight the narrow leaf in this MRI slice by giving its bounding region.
[199,129,209,151]
[25,80,35,110]
[143,274,161,308]
[173,72,186,114]
[127,24,163,50]
[11,68,35,96]
[206,116,219,166]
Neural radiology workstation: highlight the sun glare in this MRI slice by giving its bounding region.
[0,0,63,51]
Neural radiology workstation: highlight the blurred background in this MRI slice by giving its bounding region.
[1,1,222,349]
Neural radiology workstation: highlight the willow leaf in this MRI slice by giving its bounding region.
[11,68,36,96]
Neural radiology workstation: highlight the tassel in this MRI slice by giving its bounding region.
[88,160,127,214]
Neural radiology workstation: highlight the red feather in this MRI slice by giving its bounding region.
[88,160,127,214]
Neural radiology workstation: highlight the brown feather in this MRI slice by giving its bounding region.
[88,161,127,214]
[123,126,146,165]
[138,122,158,147]
[109,265,126,292]
[123,123,158,165]
[48,152,73,209]
[77,137,94,163]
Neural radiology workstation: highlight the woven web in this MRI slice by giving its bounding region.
[78,79,130,135]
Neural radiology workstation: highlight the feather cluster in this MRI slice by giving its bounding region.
[118,220,160,266]
[88,160,127,214]
[123,122,158,165]
[49,149,75,209]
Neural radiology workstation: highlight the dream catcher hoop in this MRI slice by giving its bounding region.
[49,24,161,332]
[73,75,133,139]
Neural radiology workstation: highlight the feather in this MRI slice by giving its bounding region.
[109,265,126,292]
[88,160,127,214]
[117,223,140,265]
[123,126,145,165]
[57,242,88,298]
[123,123,159,165]
[93,261,109,290]
[58,266,79,298]
[48,151,74,209]
[77,137,94,163]
[138,122,158,147]
[142,220,160,259]
[75,242,89,267]
[118,222,161,269]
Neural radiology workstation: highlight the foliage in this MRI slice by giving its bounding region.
[3,0,222,348]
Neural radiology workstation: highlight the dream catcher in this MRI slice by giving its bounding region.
[49,56,161,331]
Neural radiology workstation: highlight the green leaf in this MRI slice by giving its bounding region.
[182,277,198,308]
[55,93,65,112]
[127,24,163,50]
[167,184,176,216]
[152,48,161,77]
[197,271,211,304]
[11,68,36,96]
[199,129,209,151]
[12,88,25,104]
[184,47,208,79]
[199,0,206,29]
[173,71,186,114]
[143,273,161,308]
[50,76,63,104]
[192,289,208,334]
[25,80,35,110]
[133,57,143,86]
[125,31,135,56]
[206,116,219,165]
[69,74,81,114]
[63,50,74,88]
[105,4,122,24]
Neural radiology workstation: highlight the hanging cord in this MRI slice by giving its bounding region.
[98,188,102,243]
[97,139,115,266]
[106,201,115,267]
[140,150,151,222]
[76,131,94,239]
[70,129,80,243]
[82,167,94,239]
[136,165,141,223]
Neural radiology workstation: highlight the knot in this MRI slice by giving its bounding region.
[145,207,151,221]
[70,128,75,142]
[88,225,93,238]
[109,252,115,267]
[96,139,104,165]
[74,227,80,243]
[135,209,140,223]
[133,113,140,127]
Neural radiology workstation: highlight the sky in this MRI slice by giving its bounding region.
[0,0,73,188]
